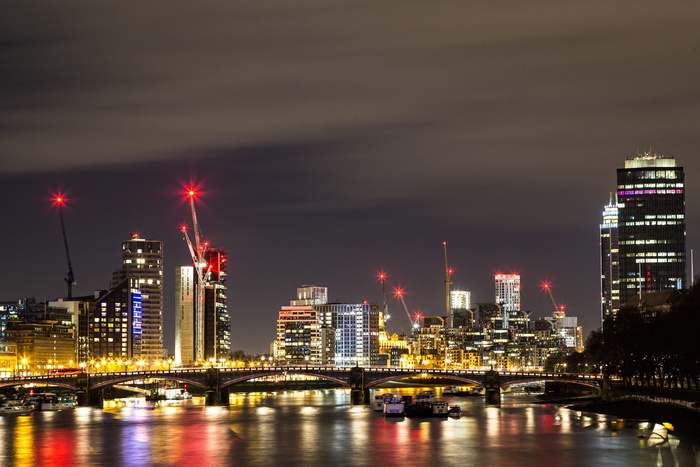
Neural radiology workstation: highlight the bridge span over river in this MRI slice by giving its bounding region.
[0,366,603,406]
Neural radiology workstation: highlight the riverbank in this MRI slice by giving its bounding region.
[570,399,700,441]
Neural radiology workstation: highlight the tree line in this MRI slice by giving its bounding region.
[564,282,700,390]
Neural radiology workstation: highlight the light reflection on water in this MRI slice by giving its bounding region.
[0,389,697,466]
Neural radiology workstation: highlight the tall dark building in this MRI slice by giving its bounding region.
[601,152,686,318]
[203,249,229,362]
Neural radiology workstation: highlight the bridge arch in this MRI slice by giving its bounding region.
[219,370,351,389]
[363,374,483,388]
[0,380,77,391]
[89,375,207,391]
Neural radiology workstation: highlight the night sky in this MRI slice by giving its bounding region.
[2,1,699,355]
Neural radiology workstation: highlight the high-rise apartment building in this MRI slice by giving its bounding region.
[274,286,379,367]
[315,302,380,367]
[495,274,521,312]
[111,235,163,360]
[203,249,230,362]
[175,249,229,365]
[274,286,327,363]
[92,277,143,360]
[175,266,195,364]
[601,152,686,317]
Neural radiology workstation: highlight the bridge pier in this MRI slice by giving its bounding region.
[350,367,369,405]
[87,388,104,407]
[204,368,230,406]
[484,370,501,406]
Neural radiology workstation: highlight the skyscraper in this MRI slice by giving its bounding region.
[601,151,686,316]
[600,193,620,319]
[203,249,230,361]
[111,234,164,360]
[92,276,143,360]
[175,249,229,365]
[175,266,195,364]
[495,274,521,312]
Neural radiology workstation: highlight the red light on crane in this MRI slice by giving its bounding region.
[52,191,68,206]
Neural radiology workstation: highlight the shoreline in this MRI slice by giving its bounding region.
[568,398,700,442]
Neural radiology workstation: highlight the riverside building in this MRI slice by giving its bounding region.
[601,152,686,318]
[111,235,164,360]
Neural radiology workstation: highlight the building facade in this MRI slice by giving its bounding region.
[316,302,380,367]
[602,152,686,314]
[111,235,164,360]
[175,249,230,365]
[175,266,195,364]
[600,192,620,319]
[92,277,143,361]
[495,274,521,312]
[275,306,321,363]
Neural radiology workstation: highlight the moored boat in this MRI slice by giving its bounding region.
[383,396,406,417]
[414,390,436,403]
[26,393,75,411]
[373,393,397,411]
[432,401,449,417]
[442,385,460,396]
[0,399,35,415]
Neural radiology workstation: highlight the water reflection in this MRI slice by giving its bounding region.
[0,390,697,466]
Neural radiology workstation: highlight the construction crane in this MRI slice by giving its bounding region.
[181,187,210,362]
[443,242,453,329]
[377,272,390,324]
[542,282,566,343]
[542,282,566,318]
[393,287,420,332]
[54,194,76,298]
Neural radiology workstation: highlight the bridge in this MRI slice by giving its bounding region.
[0,366,604,406]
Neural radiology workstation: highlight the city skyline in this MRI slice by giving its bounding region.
[2,1,699,354]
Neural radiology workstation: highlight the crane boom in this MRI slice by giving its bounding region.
[182,188,211,362]
[543,282,565,318]
[443,242,452,328]
[55,196,76,298]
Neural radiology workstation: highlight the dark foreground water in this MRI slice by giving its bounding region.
[1,388,698,466]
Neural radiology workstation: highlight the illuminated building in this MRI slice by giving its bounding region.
[274,287,379,367]
[274,286,327,363]
[50,297,93,363]
[5,321,75,374]
[111,235,163,360]
[450,290,473,327]
[291,285,328,305]
[600,193,620,319]
[495,274,521,312]
[2,299,77,372]
[605,152,686,312]
[175,266,195,364]
[316,302,380,367]
[202,249,229,361]
[275,306,320,363]
[175,249,230,365]
[92,277,143,360]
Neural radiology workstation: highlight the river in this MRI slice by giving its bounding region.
[1,388,698,466]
